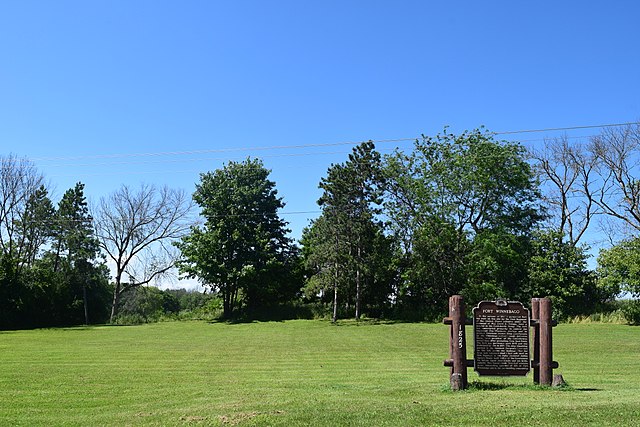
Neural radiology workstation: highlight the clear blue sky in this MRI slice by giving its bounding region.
[2,1,640,244]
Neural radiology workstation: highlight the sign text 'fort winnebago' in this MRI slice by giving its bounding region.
[473,300,530,376]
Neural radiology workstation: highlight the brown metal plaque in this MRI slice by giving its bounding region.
[473,300,530,376]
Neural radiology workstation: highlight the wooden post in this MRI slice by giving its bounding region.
[531,298,540,384]
[449,295,467,390]
[539,297,553,386]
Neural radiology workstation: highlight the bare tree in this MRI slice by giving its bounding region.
[93,184,193,322]
[0,155,49,269]
[533,136,598,245]
[590,123,640,235]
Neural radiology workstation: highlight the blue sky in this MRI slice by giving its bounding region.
[2,0,640,247]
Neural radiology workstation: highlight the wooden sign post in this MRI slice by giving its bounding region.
[448,295,467,390]
[538,297,554,386]
[443,295,558,390]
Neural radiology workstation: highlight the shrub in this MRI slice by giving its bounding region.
[620,299,640,325]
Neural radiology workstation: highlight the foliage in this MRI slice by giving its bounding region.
[525,230,611,319]
[302,142,394,321]
[597,236,640,298]
[620,299,640,325]
[114,286,222,324]
[176,158,298,318]
[383,128,543,319]
[0,172,112,329]
[11,125,640,328]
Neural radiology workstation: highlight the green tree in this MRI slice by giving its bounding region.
[15,185,55,270]
[304,142,390,321]
[383,128,543,318]
[0,155,46,259]
[526,230,607,318]
[597,237,640,299]
[176,159,295,318]
[0,156,49,328]
[301,213,349,319]
[53,183,105,324]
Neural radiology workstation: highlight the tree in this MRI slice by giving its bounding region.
[0,155,47,266]
[94,184,193,322]
[52,183,104,324]
[176,159,295,318]
[589,123,640,236]
[303,142,389,321]
[15,185,55,270]
[526,230,607,318]
[0,155,48,328]
[532,136,598,246]
[301,213,350,320]
[597,237,640,299]
[383,128,543,317]
[597,236,640,325]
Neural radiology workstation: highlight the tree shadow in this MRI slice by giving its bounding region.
[211,318,286,325]
[331,319,420,327]
[462,380,595,392]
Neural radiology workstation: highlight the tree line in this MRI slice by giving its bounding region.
[2,125,640,329]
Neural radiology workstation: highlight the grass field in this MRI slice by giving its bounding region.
[1,320,639,426]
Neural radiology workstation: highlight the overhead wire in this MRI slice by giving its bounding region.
[29,121,640,167]
[30,138,415,162]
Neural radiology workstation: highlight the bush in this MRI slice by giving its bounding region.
[620,299,640,325]
[565,310,627,324]
[113,313,147,325]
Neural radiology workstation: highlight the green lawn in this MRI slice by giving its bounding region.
[0,320,639,426]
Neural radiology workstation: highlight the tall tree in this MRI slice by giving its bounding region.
[301,213,350,321]
[383,128,542,315]
[94,184,193,322]
[532,136,598,246]
[0,155,47,263]
[0,155,48,328]
[15,185,55,269]
[590,123,640,236]
[176,159,295,318]
[53,183,102,324]
[305,142,388,321]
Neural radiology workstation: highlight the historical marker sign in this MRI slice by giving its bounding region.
[473,300,530,376]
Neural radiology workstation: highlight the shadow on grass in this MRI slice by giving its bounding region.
[442,380,600,392]
[211,318,286,325]
[331,319,413,327]
[207,317,434,326]
[59,324,153,330]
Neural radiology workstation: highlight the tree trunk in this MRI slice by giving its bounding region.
[332,226,340,323]
[332,277,338,323]
[223,288,232,319]
[355,245,362,320]
[355,267,361,320]
[109,273,122,323]
[109,286,120,323]
[83,282,89,325]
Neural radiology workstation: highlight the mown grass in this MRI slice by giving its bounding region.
[0,320,639,426]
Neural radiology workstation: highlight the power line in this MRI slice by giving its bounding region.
[27,121,639,165]
[493,122,639,136]
[14,209,324,225]
[40,148,402,170]
[30,138,415,162]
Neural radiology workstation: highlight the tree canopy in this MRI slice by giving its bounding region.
[4,124,638,328]
[176,158,297,318]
